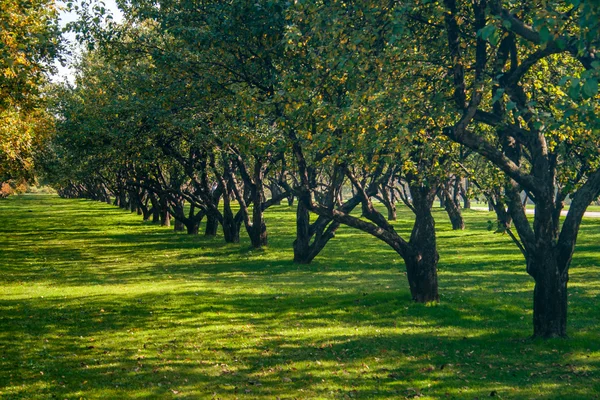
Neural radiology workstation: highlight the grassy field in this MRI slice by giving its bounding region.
[1,195,600,399]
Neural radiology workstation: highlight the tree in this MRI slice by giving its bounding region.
[424,0,600,337]
[0,0,61,193]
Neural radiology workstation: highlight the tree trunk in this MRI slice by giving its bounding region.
[293,201,311,263]
[461,178,471,209]
[129,192,137,213]
[205,214,219,236]
[160,199,170,227]
[186,221,200,234]
[530,252,568,338]
[148,194,161,223]
[407,185,440,303]
[269,182,282,205]
[222,216,240,243]
[249,166,268,248]
[443,187,465,230]
[405,252,439,303]
[174,219,185,232]
[387,203,397,221]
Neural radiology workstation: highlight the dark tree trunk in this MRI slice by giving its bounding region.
[186,221,200,235]
[406,185,440,302]
[205,214,219,236]
[460,178,471,209]
[129,192,137,213]
[152,207,160,223]
[387,203,397,221]
[287,195,294,206]
[378,185,397,221]
[405,252,439,303]
[293,201,311,263]
[221,185,240,243]
[268,182,282,205]
[148,194,160,223]
[249,165,268,248]
[293,192,361,264]
[531,254,568,338]
[119,191,127,210]
[160,199,170,227]
[443,186,465,230]
[142,208,152,221]
[222,216,240,243]
[174,219,185,232]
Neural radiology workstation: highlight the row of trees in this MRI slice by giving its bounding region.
[42,0,599,339]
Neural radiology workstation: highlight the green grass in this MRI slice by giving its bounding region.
[1,195,600,399]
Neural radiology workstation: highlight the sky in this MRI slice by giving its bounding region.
[53,0,124,83]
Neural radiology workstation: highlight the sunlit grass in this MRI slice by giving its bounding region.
[1,195,599,399]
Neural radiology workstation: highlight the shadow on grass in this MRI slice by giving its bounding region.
[1,195,600,399]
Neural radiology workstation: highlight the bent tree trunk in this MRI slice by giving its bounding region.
[294,192,362,264]
[293,202,342,264]
[442,184,465,230]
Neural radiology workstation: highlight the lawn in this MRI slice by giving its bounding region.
[1,195,599,399]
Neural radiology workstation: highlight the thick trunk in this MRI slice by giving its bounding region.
[407,185,440,303]
[249,179,268,249]
[160,200,170,227]
[142,207,152,221]
[174,219,185,232]
[459,178,471,209]
[293,201,311,263]
[443,191,465,230]
[222,216,240,243]
[119,191,127,210]
[149,194,161,223]
[269,183,282,205]
[186,221,200,235]
[405,252,439,303]
[530,252,568,338]
[205,214,219,236]
[221,187,240,243]
[387,204,397,221]
[152,207,160,223]
[248,225,267,248]
[129,193,137,213]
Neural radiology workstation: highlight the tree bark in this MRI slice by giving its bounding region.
[407,184,440,302]
[160,197,170,227]
[205,214,219,236]
[443,184,465,230]
[293,200,312,263]
[174,219,185,232]
[530,253,568,338]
